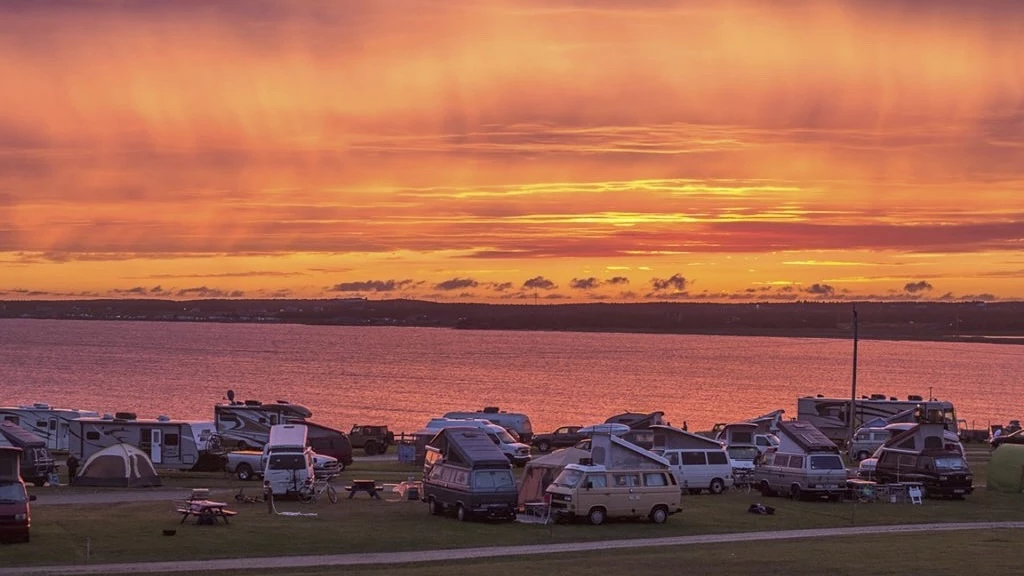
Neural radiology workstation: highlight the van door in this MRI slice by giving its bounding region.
[609,471,642,516]
[47,417,59,450]
[576,473,609,518]
[151,429,163,464]
[681,451,710,490]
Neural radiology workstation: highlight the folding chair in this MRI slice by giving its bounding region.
[907,485,923,505]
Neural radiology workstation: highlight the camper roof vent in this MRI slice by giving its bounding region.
[869,394,886,400]
[33,402,51,410]
[156,415,171,422]
[114,411,137,421]
[908,395,923,401]
[244,400,262,406]
[482,406,499,413]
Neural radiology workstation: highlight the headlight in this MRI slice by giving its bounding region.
[564,495,572,502]
[14,513,27,521]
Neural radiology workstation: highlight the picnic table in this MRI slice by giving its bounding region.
[346,479,385,499]
[177,499,237,525]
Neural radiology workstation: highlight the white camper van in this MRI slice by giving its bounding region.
[263,424,315,497]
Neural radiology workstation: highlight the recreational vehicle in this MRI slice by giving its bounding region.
[442,407,534,443]
[753,420,848,501]
[0,422,56,486]
[69,413,214,471]
[214,395,352,466]
[0,403,99,451]
[422,427,519,522]
[0,446,35,543]
[651,424,733,495]
[796,395,957,445]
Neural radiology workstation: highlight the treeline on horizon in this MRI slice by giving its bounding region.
[2,298,1022,339]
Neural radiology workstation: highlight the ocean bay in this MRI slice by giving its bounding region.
[0,319,1019,435]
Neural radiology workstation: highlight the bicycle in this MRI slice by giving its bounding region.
[298,474,338,504]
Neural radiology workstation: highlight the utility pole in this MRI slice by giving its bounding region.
[848,304,859,447]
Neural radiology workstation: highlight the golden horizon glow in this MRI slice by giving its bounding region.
[1,0,1022,302]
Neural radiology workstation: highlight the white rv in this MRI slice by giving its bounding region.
[797,394,957,445]
[442,407,534,442]
[263,424,315,497]
[0,403,99,451]
[69,413,215,470]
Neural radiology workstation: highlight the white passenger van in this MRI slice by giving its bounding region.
[442,408,534,443]
[650,425,734,494]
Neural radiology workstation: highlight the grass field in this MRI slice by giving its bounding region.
[6,445,1019,571]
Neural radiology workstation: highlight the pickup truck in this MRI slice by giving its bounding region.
[531,426,586,453]
[225,450,342,481]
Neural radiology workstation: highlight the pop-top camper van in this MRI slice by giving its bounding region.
[0,403,99,451]
[752,420,847,501]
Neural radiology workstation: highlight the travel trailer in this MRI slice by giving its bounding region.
[651,424,734,495]
[0,446,36,543]
[872,421,973,499]
[263,424,316,498]
[753,420,848,501]
[0,422,56,486]
[214,393,352,466]
[422,427,519,522]
[546,432,680,525]
[69,413,214,471]
[442,407,534,443]
[797,395,957,445]
[0,403,99,451]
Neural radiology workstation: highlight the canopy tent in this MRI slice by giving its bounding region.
[75,443,162,487]
[518,447,589,504]
[988,444,1024,493]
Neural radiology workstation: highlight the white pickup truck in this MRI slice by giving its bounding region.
[225,450,342,481]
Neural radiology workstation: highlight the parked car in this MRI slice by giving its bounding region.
[991,429,1024,449]
[348,425,395,456]
[531,426,586,453]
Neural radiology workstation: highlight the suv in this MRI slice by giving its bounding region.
[349,425,395,456]
[531,426,586,453]
[873,449,973,499]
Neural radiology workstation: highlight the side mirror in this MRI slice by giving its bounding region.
[29,495,37,501]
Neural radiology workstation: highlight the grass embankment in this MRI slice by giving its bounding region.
[8,446,1019,571]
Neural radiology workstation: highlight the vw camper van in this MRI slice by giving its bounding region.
[0,446,35,543]
[545,463,682,525]
[422,427,518,522]
[753,421,847,501]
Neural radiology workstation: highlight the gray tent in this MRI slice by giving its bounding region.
[518,447,590,505]
[75,443,161,487]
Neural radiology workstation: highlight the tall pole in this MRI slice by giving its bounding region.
[848,305,859,446]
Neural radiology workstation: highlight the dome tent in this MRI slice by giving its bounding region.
[75,443,161,487]
[987,444,1024,493]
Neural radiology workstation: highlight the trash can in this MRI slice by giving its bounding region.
[397,442,416,464]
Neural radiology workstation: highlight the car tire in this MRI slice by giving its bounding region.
[709,478,725,495]
[457,504,468,522]
[588,507,606,526]
[429,498,442,516]
[364,441,378,456]
[649,506,668,524]
[236,464,253,481]
[790,485,802,501]
[536,441,550,453]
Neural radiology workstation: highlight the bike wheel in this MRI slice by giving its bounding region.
[327,484,338,504]
[299,489,314,504]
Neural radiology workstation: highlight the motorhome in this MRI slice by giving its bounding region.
[651,424,734,495]
[872,421,973,499]
[68,413,214,471]
[0,403,99,451]
[797,395,957,445]
[422,427,519,522]
[0,422,56,486]
[262,424,316,498]
[753,420,848,501]
[442,407,534,443]
[213,395,352,466]
[0,445,35,543]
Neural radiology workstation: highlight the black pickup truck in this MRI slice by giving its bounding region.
[530,426,586,453]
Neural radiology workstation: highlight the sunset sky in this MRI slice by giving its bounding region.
[2,0,1022,302]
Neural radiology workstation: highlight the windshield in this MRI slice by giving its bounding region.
[728,446,759,461]
[934,456,969,471]
[551,468,585,489]
[0,482,27,503]
[810,455,845,470]
[472,470,515,490]
[494,429,517,444]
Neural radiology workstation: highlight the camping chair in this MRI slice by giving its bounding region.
[908,485,923,505]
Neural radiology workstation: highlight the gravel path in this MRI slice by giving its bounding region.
[4,521,1023,576]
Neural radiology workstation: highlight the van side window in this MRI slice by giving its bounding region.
[666,453,680,466]
[707,452,728,465]
[644,472,667,487]
[681,452,706,466]
[773,454,790,467]
[898,454,917,467]
[613,473,640,487]
[789,456,804,469]
[586,474,607,488]
[86,431,100,441]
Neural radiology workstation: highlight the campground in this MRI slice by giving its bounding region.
[5,445,1024,574]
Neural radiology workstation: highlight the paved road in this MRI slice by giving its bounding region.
[4,521,1023,576]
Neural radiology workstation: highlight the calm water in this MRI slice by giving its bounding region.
[0,319,1020,434]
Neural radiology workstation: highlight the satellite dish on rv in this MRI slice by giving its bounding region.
[226,389,235,403]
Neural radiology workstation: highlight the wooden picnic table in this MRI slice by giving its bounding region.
[177,500,237,525]
[346,479,384,499]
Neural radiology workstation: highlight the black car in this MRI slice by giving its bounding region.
[873,448,973,499]
[531,426,586,453]
[991,429,1024,448]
